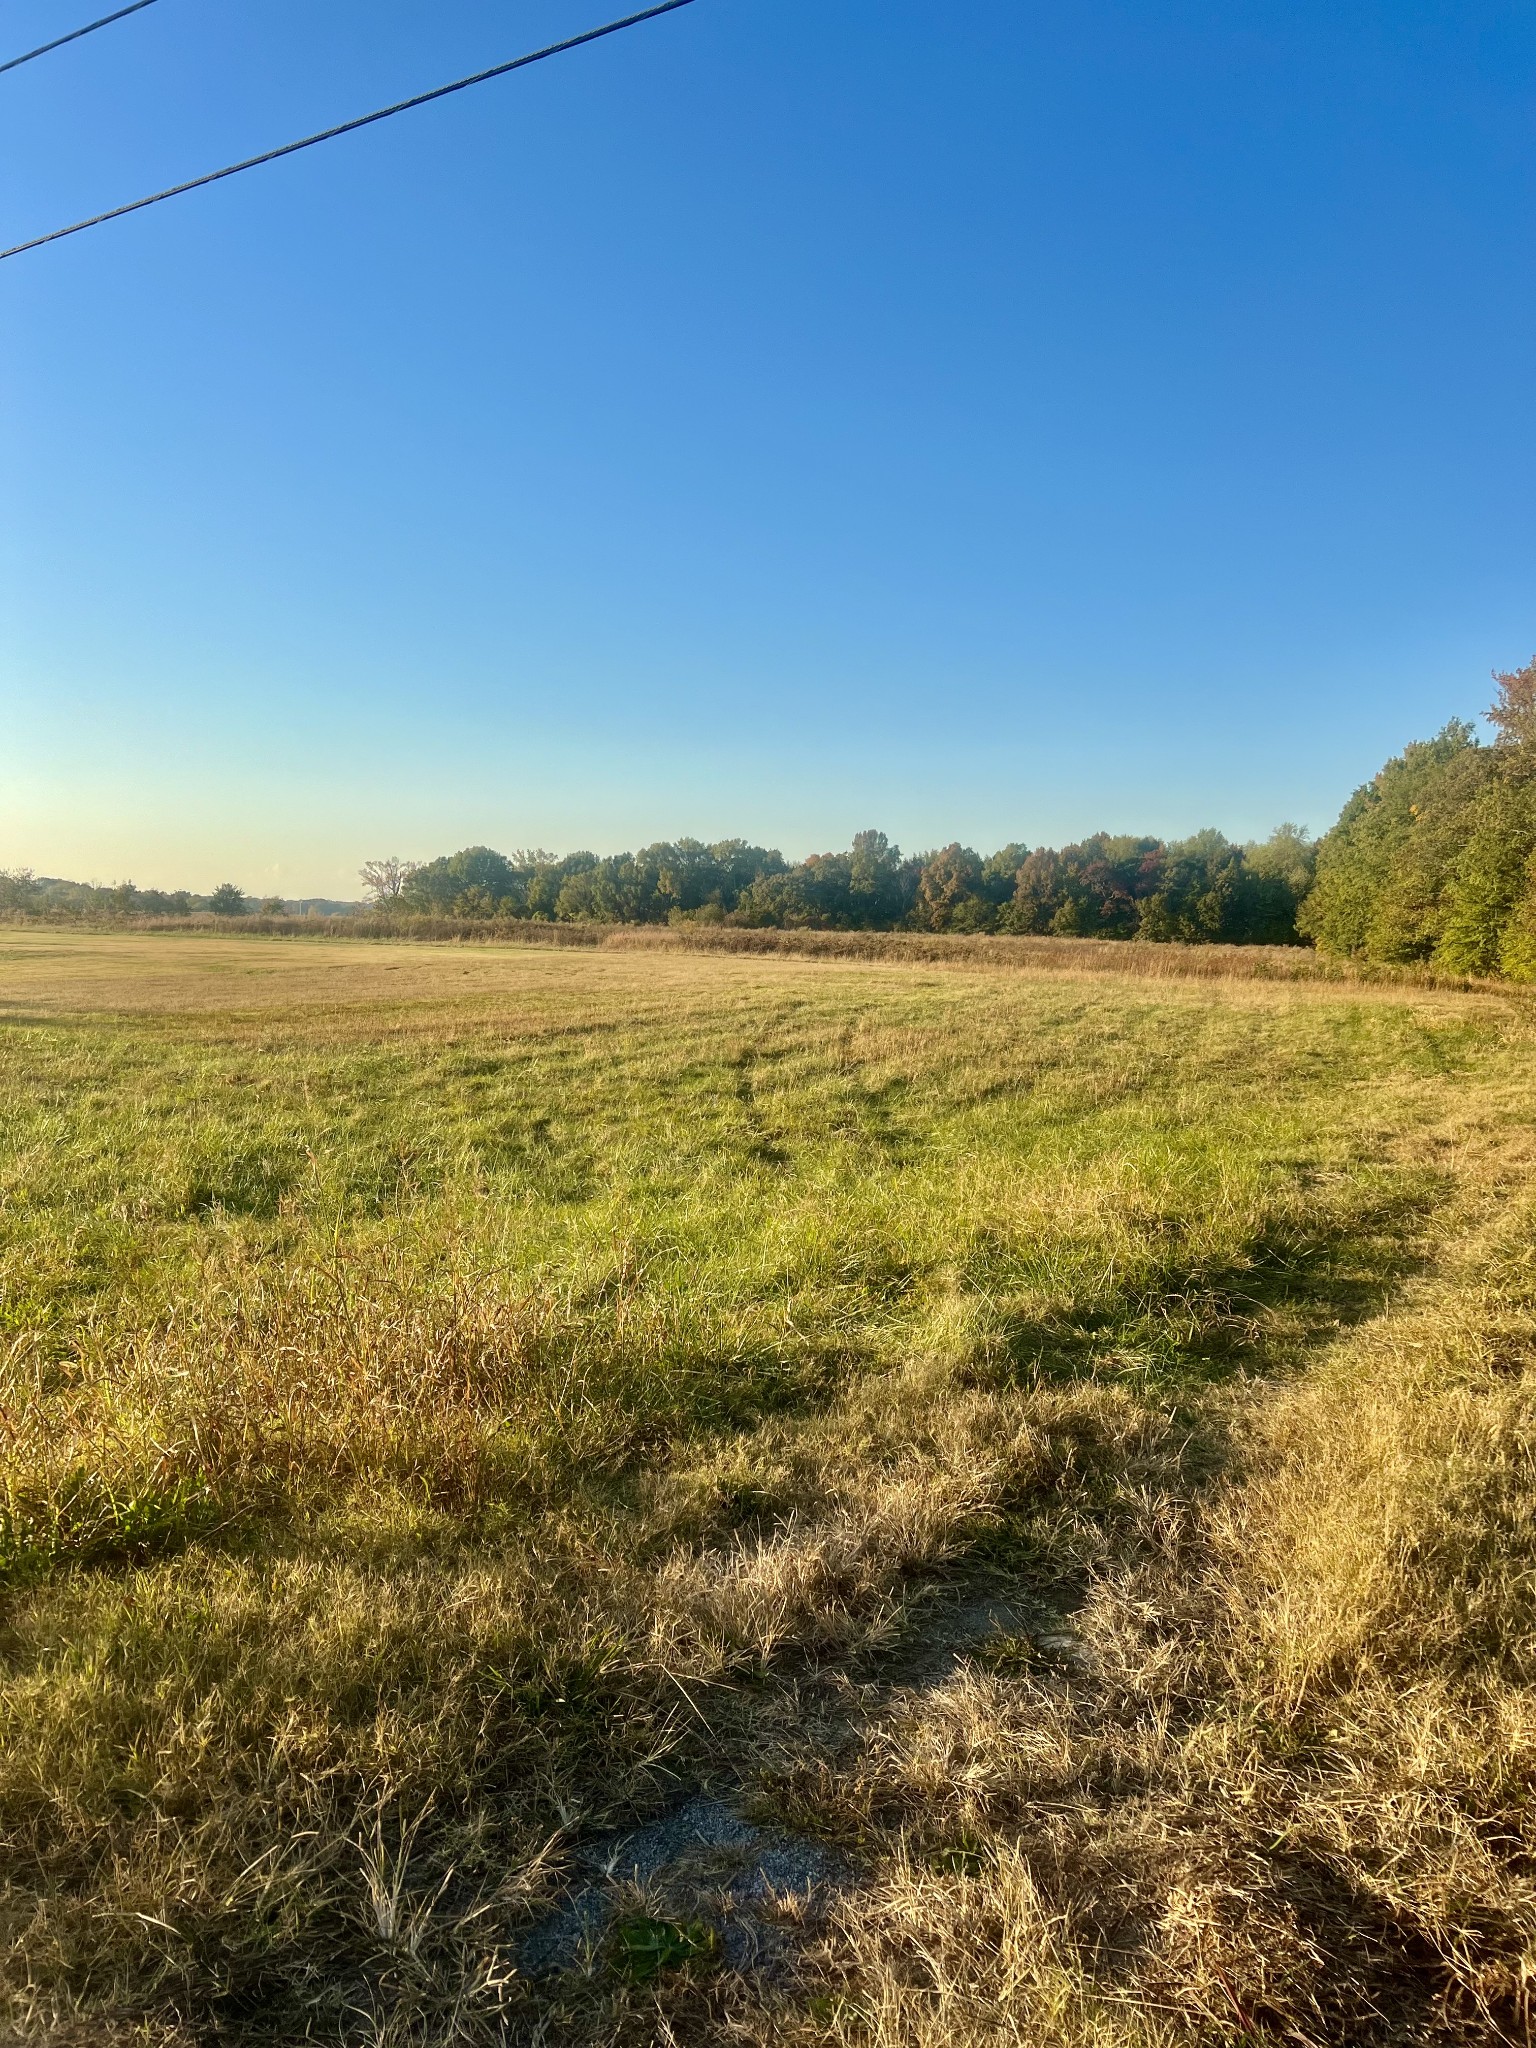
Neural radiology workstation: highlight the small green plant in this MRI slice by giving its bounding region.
[0,1469,214,1576]
[612,1915,718,1982]
[978,1622,1040,1671]
[928,1837,988,1879]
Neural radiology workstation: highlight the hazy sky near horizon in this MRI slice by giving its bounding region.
[2,0,1534,895]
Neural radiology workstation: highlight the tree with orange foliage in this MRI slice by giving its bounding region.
[1489,655,1536,749]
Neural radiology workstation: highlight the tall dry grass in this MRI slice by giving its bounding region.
[10,910,1498,993]
[604,922,1493,990]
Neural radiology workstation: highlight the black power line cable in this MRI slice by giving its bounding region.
[0,0,159,80]
[0,0,698,262]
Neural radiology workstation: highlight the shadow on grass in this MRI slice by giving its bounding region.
[1255,1838,1522,2047]
[0,1468,222,1583]
[974,1179,1444,1404]
[2,1175,1482,2045]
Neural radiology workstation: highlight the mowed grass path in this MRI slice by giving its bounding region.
[0,932,1532,2044]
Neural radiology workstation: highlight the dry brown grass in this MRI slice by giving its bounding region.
[752,1119,1536,2048]
[6,911,1500,993]
[604,922,1492,990]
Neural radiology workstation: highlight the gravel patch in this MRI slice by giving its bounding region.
[517,1793,851,1981]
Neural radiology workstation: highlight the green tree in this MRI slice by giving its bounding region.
[648,839,720,917]
[1230,825,1316,944]
[707,838,786,909]
[450,886,502,919]
[848,830,916,925]
[555,854,663,924]
[1498,852,1536,980]
[1137,832,1243,943]
[1436,661,1536,974]
[1297,724,1491,960]
[1434,778,1536,974]
[400,847,520,915]
[998,847,1063,934]
[208,883,248,917]
[1242,822,1315,897]
[0,869,41,915]
[980,845,1029,909]
[731,869,822,928]
[999,835,1162,938]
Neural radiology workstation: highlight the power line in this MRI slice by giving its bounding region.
[0,0,698,262]
[0,0,159,79]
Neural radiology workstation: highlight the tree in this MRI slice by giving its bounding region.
[1296,668,1536,972]
[980,845,1030,908]
[1436,670,1536,973]
[359,857,418,906]
[730,869,821,928]
[1436,778,1536,974]
[0,869,43,917]
[1498,852,1536,980]
[912,844,987,931]
[1243,823,1315,897]
[1297,724,1491,960]
[707,838,786,909]
[1230,826,1315,945]
[554,854,664,923]
[208,883,248,917]
[399,847,519,914]
[649,839,717,917]
[257,896,287,915]
[1490,656,1536,749]
[998,836,1162,937]
[1136,831,1243,942]
[450,886,501,919]
[998,848,1062,934]
[136,888,192,917]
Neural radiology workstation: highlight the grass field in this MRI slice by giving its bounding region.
[2,930,1534,2045]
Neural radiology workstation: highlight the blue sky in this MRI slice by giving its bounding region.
[2,0,1533,896]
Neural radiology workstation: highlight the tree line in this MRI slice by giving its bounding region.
[10,655,1534,970]
[365,655,1536,972]
[0,877,319,919]
[367,825,1318,943]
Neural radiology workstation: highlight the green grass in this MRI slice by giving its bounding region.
[0,932,1531,2044]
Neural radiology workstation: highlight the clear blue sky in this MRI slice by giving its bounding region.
[2,0,1533,896]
